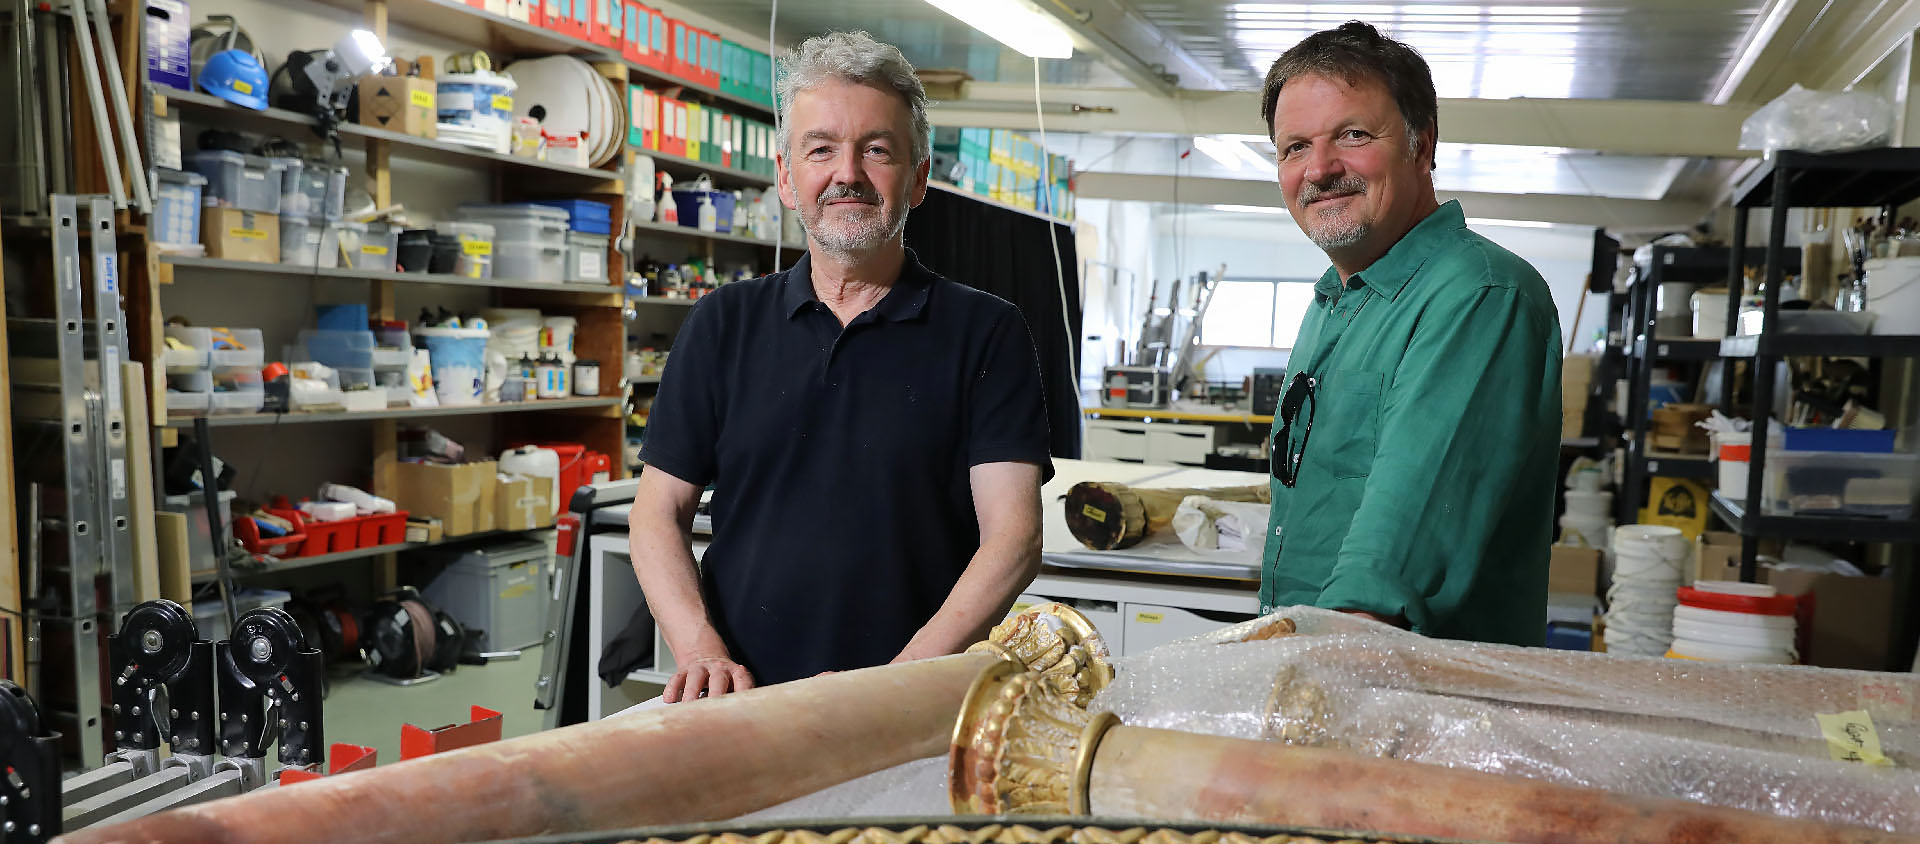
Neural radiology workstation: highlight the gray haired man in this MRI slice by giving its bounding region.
[629,31,1054,700]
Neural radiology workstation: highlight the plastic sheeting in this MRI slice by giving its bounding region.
[1098,607,1920,834]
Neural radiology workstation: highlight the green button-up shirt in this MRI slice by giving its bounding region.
[1260,200,1563,646]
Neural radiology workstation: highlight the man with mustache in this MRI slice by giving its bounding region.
[1258,22,1563,645]
[628,31,1053,700]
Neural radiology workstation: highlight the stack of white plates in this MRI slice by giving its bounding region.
[502,56,626,169]
[1602,525,1688,656]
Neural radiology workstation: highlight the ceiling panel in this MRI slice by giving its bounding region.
[687,0,1136,87]
[1136,0,1765,101]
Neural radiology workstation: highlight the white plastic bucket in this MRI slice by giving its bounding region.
[1714,432,1751,494]
[1564,490,1613,518]
[1559,514,1612,551]
[540,316,577,358]
[1669,637,1795,664]
[418,327,490,405]
[1672,603,1795,630]
[1691,290,1729,339]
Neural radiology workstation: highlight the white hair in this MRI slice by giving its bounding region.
[776,31,930,166]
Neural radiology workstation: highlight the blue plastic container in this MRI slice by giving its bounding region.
[316,304,370,332]
[670,190,736,234]
[417,327,489,406]
[528,199,612,234]
[152,168,205,247]
[1782,427,1896,453]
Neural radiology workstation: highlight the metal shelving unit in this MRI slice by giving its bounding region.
[189,529,532,583]
[160,254,621,295]
[1720,147,1920,581]
[159,396,620,428]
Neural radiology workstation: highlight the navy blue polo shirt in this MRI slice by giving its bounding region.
[639,249,1054,685]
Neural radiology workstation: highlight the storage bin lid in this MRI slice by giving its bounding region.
[156,167,207,185]
[458,203,569,222]
[436,220,496,238]
[565,231,610,245]
[436,538,550,568]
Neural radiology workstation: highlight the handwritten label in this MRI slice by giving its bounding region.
[1816,710,1894,767]
[409,89,435,109]
[1081,504,1107,523]
[1135,611,1164,624]
[462,240,493,256]
[492,94,514,112]
[229,227,267,240]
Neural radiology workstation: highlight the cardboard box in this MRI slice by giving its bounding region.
[358,75,437,138]
[1549,545,1602,598]
[1693,530,1784,583]
[202,208,278,263]
[1766,568,1898,671]
[495,475,556,531]
[393,460,498,537]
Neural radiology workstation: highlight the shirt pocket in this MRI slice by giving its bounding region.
[1319,369,1383,480]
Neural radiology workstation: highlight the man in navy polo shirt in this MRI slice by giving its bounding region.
[628,31,1054,702]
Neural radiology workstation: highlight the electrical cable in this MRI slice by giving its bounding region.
[1034,57,1084,444]
[401,598,434,677]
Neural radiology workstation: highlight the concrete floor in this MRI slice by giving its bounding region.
[321,646,664,764]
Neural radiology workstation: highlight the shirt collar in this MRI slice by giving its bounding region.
[782,248,934,322]
[1315,200,1466,302]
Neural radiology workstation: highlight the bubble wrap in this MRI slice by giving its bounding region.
[1097,606,1920,834]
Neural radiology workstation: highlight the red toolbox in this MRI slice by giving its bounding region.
[235,507,308,558]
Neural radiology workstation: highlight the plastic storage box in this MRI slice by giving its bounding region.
[494,241,567,282]
[528,199,612,234]
[272,158,346,219]
[1782,427,1897,453]
[1762,449,1920,518]
[162,325,211,371]
[419,538,551,650]
[434,220,496,279]
[280,215,342,268]
[671,188,735,233]
[208,327,265,370]
[187,150,286,213]
[209,367,264,415]
[153,168,206,248]
[565,232,608,282]
[354,222,400,271]
[458,204,569,243]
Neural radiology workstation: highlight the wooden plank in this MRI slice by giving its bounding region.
[0,236,21,683]
[122,362,162,602]
[153,512,191,605]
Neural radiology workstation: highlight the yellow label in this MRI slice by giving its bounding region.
[491,94,514,112]
[361,245,390,256]
[499,583,533,600]
[1081,504,1107,523]
[462,240,493,256]
[231,79,253,95]
[1816,710,1894,767]
[1135,611,1164,624]
[228,227,267,240]
[409,88,435,108]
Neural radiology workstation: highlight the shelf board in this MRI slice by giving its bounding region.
[644,149,775,189]
[1710,491,1920,542]
[303,0,774,117]
[629,296,695,308]
[1733,148,1920,209]
[160,255,620,296]
[1719,333,1920,359]
[629,219,798,251]
[192,529,530,583]
[1640,451,1715,479]
[1560,437,1601,449]
[631,376,662,384]
[162,89,615,181]
[1634,336,1722,361]
[161,396,620,428]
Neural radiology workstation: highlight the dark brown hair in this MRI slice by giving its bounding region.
[1260,21,1438,169]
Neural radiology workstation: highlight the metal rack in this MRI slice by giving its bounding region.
[1718,147,1920,581]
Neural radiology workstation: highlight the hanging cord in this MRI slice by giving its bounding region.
[1034,57,1085,442]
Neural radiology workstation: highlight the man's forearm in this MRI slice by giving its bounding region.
[895,538,1041,661]
[629,510,730,660]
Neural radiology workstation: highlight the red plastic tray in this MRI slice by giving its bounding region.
[235,507,308,558]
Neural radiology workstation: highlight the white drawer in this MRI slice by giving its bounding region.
[1121,602,1256,655]
[1007,593,1124,648]
[1085,422,1150,461]
[1146,426,1218,466]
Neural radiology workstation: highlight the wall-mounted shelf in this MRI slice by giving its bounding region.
[630,219,797,252]
[1719,334,1920,358]
[161,396,621,428]
[161,254,621,296]
[1710,492,1920,543]
[191,529,537,584]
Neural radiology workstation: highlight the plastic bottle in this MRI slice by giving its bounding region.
[657,173,678,225]
[697,192,718,232]
[731,190,746,231]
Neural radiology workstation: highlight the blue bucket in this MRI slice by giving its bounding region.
[417,327,490,405]
[670,189,736,233]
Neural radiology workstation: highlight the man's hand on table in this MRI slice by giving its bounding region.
[664,654,755,703]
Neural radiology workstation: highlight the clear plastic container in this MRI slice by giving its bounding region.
[286,364,345,411]
[153,169,206,248]
[1761,449,1920,518]
[273,158,347,220]
[372,323,412,369]
[165,389,211,413]
[209,367,264,415]
[494,240,566,282]
[434,220,495,279]
[564,231,608,282]
[186,150,285,213]
[457,203,569,242]
[353,222,400,272]
[296,329,377,370]
[162,325,211,372]
[207,327,264,370]
[280,215,342,268]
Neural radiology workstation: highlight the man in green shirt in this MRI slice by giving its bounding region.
[1257,22,1563,645]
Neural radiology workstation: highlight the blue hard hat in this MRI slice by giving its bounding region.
[199,49,269,110]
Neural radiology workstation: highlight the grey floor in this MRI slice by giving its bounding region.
[321,646,663,764]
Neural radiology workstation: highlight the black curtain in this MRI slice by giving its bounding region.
[906,189,1082,459]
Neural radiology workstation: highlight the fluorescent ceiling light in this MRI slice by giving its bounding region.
[1466,217,1554,229]
[1211,204,1288,215]
[924,0,1073,59]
